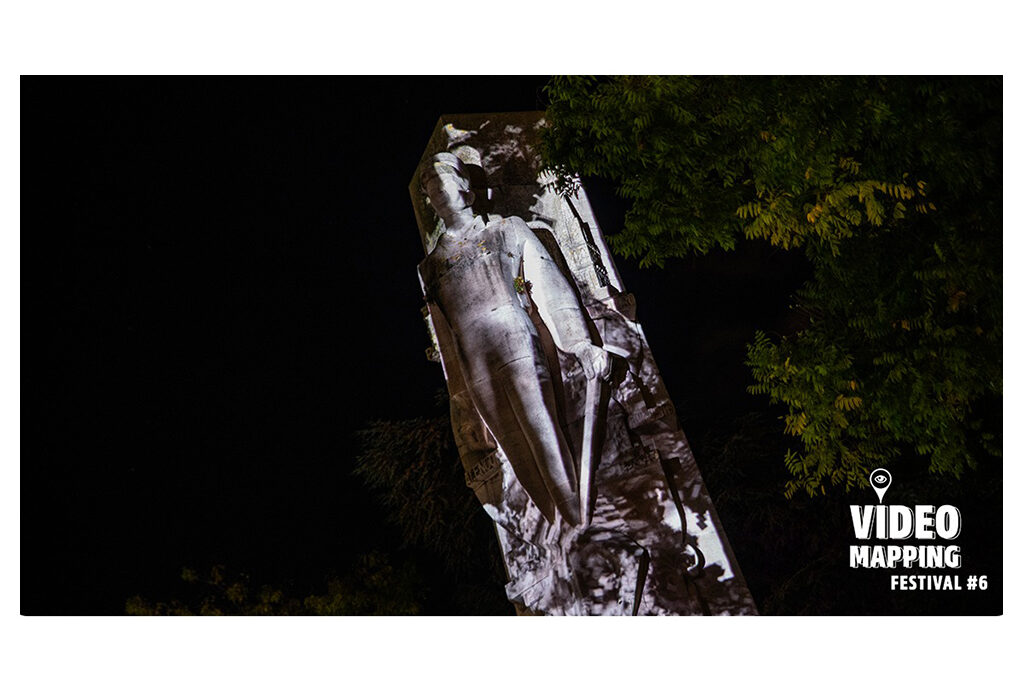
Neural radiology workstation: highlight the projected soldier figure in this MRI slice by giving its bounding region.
[418,151,611,527]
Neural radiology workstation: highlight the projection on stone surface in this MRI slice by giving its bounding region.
[409,113,757,615]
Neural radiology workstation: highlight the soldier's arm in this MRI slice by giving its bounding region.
[520,225,611,380]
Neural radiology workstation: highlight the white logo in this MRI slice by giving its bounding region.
[869,468,892,503]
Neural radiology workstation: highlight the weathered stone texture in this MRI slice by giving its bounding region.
[410,112,757,615]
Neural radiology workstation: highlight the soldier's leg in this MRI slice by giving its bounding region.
[500,357,581,526]
[467,369,558,523]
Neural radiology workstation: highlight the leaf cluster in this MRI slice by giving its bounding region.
[354,415,495,574]
[696,412,1001,614]
[125,554,425,615]
[543,76,1001,495]
[353,410,513,613]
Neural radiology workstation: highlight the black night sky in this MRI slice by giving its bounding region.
[23,76,1000,615]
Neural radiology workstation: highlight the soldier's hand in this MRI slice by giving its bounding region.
[572,343,612,381]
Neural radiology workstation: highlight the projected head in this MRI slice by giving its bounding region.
[421,152,475,221]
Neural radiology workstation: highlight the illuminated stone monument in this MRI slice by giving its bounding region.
[409,112,757,615]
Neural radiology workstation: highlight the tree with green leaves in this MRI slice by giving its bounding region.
[127,407,513,616]
[542,76,1000,496]
[355,408,513,614]
[126,554,426,615]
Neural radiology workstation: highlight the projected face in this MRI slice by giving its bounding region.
[423,165,474,222]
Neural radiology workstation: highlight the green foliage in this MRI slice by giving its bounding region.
[125,554,425,615]
[355,414,493,573]
[697,413,1001,614]
[543,76,1001,495]
[354,408,513,614]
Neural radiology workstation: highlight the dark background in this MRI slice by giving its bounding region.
[23,76,1000,615]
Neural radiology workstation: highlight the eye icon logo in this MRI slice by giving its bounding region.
[869,468,892,503]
